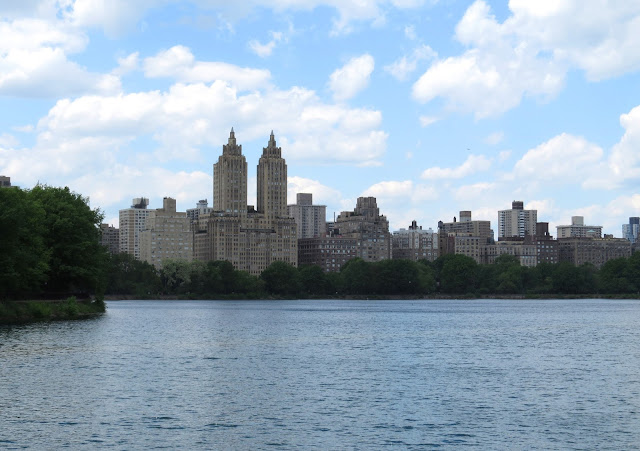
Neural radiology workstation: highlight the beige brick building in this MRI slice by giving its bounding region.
[119,198,151,260]
[557,236,631,268]
[437,211,493,263]
[100,223,120,254]
[556,216,602,238]
[392,220,438,262]
[334,197,391,262]
[498,201,537,239]
[288,193,326,239]
[140,197,193,269]
[194,130,297,276]
[298,236,358,272]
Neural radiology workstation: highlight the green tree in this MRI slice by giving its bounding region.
[0,188,49,299]
[439,254,479,294]
[29,185,108,296]
[340,258,372,295]
[298,265,330,295]
[160,259,194,294]
[260,261,300,295]
[106,253,161,296]
[599,257,633,294]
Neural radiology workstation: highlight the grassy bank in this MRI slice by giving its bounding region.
[0,296,106,325]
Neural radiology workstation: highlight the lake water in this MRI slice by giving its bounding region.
[1,299,640,449]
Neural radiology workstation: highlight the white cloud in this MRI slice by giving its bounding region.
[329,54,375,101]
[0,18,121,97]
[248,31,284,58]
[419,115,438,127]
[113,52,140,76]
[0,133,19,148]
[498,150,511,161]
[609,104,640,184]
[143,46,271,90]
[421,154,492,179]
[404,24,417,40]
[288,176,342,206]
[385,44,436,81]
[485,131,504,145]
[513,133,604,187]
[412,0,640,117]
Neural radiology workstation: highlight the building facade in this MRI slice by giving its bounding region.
[140,197,193,269]
[622,217,640,244]
[298,237,358,272]
[186,200,213,230]
[288,193,327,239]
[99,223,120,254]
[556,216,602,238]
[392,220,438,261]
[119,197,151,260]
[498,201,537,239]
[557,236,631,268]
[0,176,11,188]
[334,197,392,262]
[194,130,298,275]
[437,211,493,263]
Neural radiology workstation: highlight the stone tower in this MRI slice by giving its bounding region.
[257,131,288,222]
[213,128,247,217]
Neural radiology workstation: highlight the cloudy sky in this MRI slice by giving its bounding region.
[1,0,639,235]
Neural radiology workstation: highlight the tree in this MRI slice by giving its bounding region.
[340,258,372,295]
[106,253,161,296]
[298,265,330,295]
[439,254,479,294]
[599,257,633,294]
[29,185,108,296]
[260,261,300,295]
[0,188,49,299]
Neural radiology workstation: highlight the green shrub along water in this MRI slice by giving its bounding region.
[0,297,106,324]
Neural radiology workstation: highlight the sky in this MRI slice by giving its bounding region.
[1,0,639,236]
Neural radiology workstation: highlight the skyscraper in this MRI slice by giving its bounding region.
[498,201,537,239]
[194,129,297,275]
[622,217,639,244]
[288,193,327,239]
[213,128,247,217]
[119,197,151,259]
[257,131,288,222]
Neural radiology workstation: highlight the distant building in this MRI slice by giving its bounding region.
[288,193,326,239]
[622,217,639,244]
[483,239,538,267]
[437,211,493,263]
[298,236,359,272]
[392,220,438,262]
[334,197,392,262]
[498,201,537,239]
[99,224,120,254]
[0,176,12,188]
[194,129,297,275]
[556,216,602,239]
[186,200,213,230]
[557,236,631,268]
[119,197,151,260]
[532,222,559,265]
[140,197,193,269]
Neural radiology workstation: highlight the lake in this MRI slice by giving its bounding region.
[1,299,640,449]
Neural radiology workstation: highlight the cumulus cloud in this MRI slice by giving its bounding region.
[329,54,375,101]
[248,31,284,58]
[421,154,492,179]
[143,46,271,90]
[288,176,342,206]
[485,131,504,145]
[385,44,436,81]
[419,115,438,127]
[412,0,640,117]
[0,18,120,97]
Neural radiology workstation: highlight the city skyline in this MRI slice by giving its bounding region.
[1,1,639,236]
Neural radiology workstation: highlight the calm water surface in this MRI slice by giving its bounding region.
[1,299,640,449]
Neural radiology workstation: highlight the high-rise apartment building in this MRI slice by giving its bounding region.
[257,132,288,222]
[119,197,151,260]
[622,217,639,244]
[392,220,438,261]
[298,236,359,272]
[437,211,493,263]
[0,176,11,188]
[194,130,297,275]
[334,197,391,262]
[288,193,327,239]
[100,223,120,254]
[213,128,247,217]
[556,216,602,238]
[140,197,193,269]
[498,201,537,239]
[557,236,631,268]
[186,200,213,230]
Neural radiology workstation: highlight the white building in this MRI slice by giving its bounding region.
[498,201,537,239]
[288,193,326,239]
[557,216,602,239]
[119,197,151,260]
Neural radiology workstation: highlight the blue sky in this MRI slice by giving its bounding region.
[1,0,639,236]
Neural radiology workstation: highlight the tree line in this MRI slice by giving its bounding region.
[106,253,640,298]
[2,185,639,300]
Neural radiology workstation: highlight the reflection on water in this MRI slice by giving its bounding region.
[2,299,640,449]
